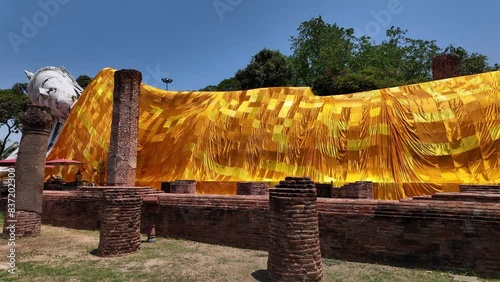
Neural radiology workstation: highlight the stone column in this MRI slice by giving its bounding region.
[97,188,142,256]
[107,69,142,186]
[268,177,323,282]
[3,105,52,237]
[432,54,461,80]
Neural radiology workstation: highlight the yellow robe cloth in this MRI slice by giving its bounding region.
[47,69,500,199]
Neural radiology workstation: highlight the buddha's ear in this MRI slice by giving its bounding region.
[39,87,50,97]
[24,70,34,79]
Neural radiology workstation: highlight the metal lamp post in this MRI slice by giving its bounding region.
[161,78,173,90]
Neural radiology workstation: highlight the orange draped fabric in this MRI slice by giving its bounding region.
[48,69,500,199]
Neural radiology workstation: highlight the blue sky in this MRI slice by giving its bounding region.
[1,0,499,143]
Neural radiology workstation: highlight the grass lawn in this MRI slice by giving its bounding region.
[0,213,497,282]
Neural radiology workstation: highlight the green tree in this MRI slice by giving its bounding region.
[289,16,356,87]
[217,77,241,91]
[290,18,426,95]
[351,27,439,86]
[199,77,241,91]
[443,45,492,75]
[11,83,28,95]
[235,48,293,89]
[0,87,29,158]
[199,85,218,91]
[76,75,92,89]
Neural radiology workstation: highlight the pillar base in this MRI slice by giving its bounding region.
[97,188,142,257]
[3,210,41,238]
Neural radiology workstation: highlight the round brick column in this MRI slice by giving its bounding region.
[97,188,142,257]
[268,177,323,282]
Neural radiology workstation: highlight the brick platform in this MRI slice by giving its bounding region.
[236,182,269,195]
[268,177,323,282]
[460,184,500,194]
[2,210,41,238]
[39,187,500,276]
[97,188,142,257]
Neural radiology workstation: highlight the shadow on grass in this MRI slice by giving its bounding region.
[251,269,268,282]
[89,249,99,256]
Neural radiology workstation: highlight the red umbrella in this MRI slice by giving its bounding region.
[0,158,56,169]
[46,158,84,178]
[0,159,16,167]
[46,159,84,165]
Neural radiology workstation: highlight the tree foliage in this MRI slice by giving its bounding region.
[11,83,28,95]
[201,17,498,96]
[217,77,241,91]
[443,45,493,75]
[0,86,29,158]
[76,75,92,89]
[199,77,241,91]
[235,48,292,89]
[290,16,356,87]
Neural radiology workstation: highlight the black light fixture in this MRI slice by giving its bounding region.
[161,78,173,90]
[75,169,82,186]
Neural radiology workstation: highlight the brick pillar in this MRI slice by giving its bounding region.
[3,105,51,237]
[336,181,374,199]
[268,177,323,282]
[97,188,142,257]
[107,69,142,186]
[237,182,269,195]
[170,180,196,194]
[432,54,461,80]
[315,183,333,198]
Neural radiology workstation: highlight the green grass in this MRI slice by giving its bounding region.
[0,213,497,281]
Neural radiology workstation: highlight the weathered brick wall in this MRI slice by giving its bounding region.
[151,194,270,250]
[42,188,162,230]
[318,198,500,276]
[42,190,102,230]
[39,190,500,276]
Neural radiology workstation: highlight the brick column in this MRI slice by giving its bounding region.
[107,69,142,186]
[97,188,142,257]
[237,182,269,195]
[268,177,323,282]
[432,54,461,80]
[170,180,196,194]
[3,105,51,237]
[336,181,374,199]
